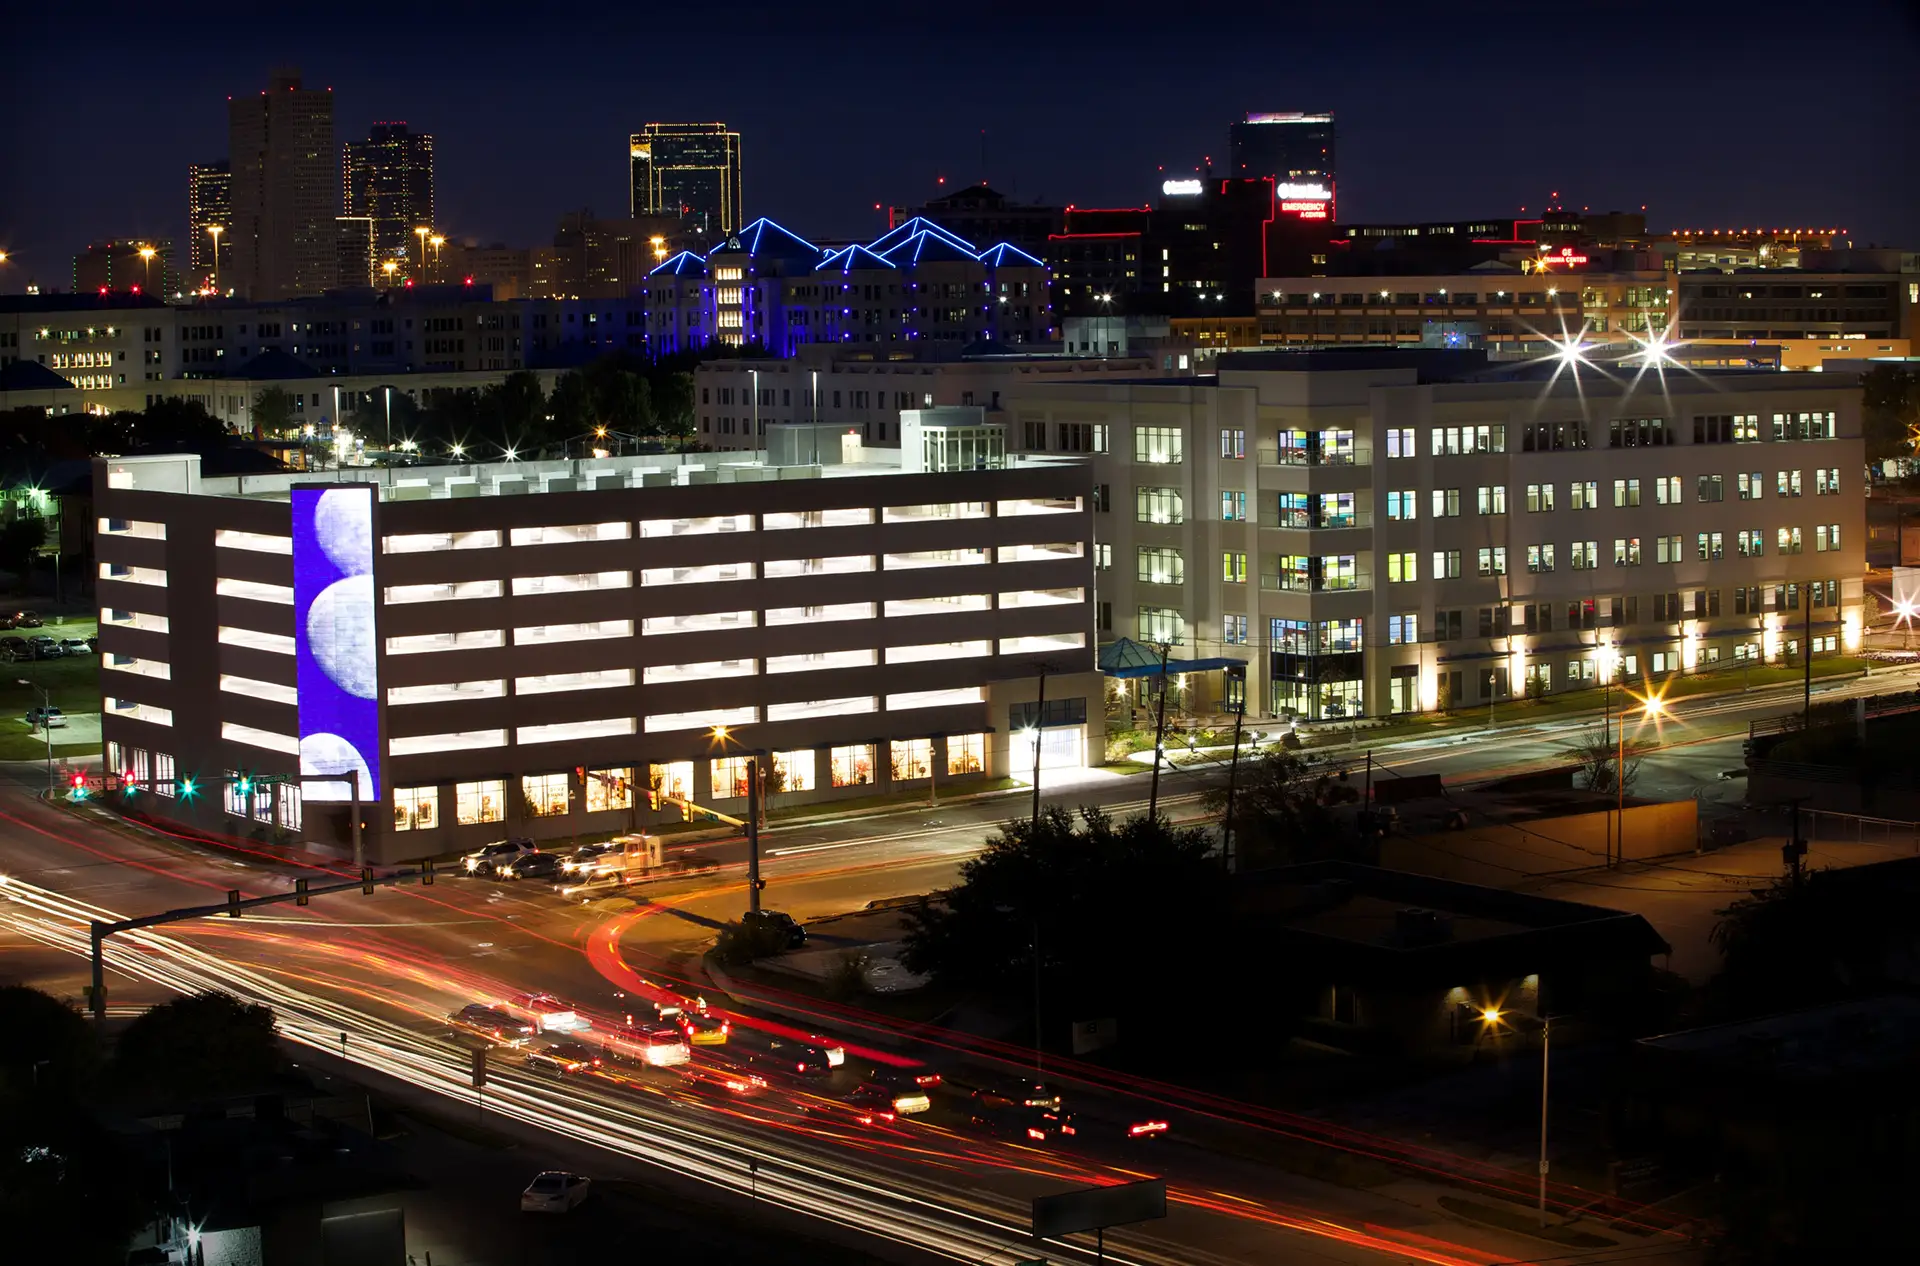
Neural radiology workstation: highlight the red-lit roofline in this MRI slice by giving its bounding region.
[1063,205,1152,213]
[1047,232,1142,240]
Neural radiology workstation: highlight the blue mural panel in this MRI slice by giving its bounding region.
[292,486,380,802]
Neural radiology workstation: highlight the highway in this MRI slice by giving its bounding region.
[8,671,1901,1264]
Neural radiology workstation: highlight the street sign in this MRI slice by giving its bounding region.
[1032,1178,1166,1240]
[470,1047,487,1089]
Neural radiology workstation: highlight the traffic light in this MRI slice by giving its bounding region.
[421,859,435,886]
[295,878,310,906]
[647,787,661,811]
[226,889,242,918]
[361,867,375,896]
[178,777,197,800]
[236,773,253,797]
[70,772,87,799]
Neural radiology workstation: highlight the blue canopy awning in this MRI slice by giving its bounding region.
[1098,637,1247,680]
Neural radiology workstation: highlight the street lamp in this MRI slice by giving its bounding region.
[17,678,53,793]
[414,226,430,280]
[382,260,399,286]
[1896,599,1915,651]
[206,225,223,291]
[1479,1006,1554,1226]
[1613,689,1666,866]
[138,245,156,291]
[430,234,445,282]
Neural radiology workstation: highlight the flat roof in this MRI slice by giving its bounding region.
[1638,996,1920,1081]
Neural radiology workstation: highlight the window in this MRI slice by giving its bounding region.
[1094,543,1111,570]
[1388,613,1419,644]
[1609,418,1672,448]
[512,521,632,545]
[889,739,933,781]
[1695,474,1724,503]
[1656,534,1683,564]
[1219,429,1245,459]
[1431,425,1505,454]
[1431,488,1461,517]
[1613,479,1641,508]
[1569,540,1598,570]
[1478,606,1510,637]
[1777,526,1804,555]
[456,779,505,825]
[512,570,632,596]
[1697,531,1724,560]
[708,756,753,799]
[521,773,569,817]
[1811,579,1839,608]
[1138,606,1185,642]
[1476,547,1507,576]
[1738,529,1765,558]
[1816,524,1841,552]
[1613,537,1642,566]
[831,743,876,788]
[1651,651,1677,674]
[393,786,438,832]
[154,752,176,798]
[1815,468,1841,496]
[1134,426,1182,464]
[1386,552,1418,583]
[1136,487,1184,524]
[1570,480,1598,510]
[1476,486,1507,515]
[768,750,816,793]
[586,768,632,812]
[1223,614,1248,644]
[1220,490,1247,521]
[1523,422,1589,452]
[512,621,630,647]
[1525,483,1555,513]
[943,733,985,776]
[1526,544,1555,573]
[1386,490,1417,521]
[1221,551,1247,583]
[1777,469,1802,498]
[1738,472,1763,500]
[1431,549,1461,579]
[1522,603,1554,633]
[1138,546,1184,585]
[1654,476,1682,505]
[1385,428,1416,458]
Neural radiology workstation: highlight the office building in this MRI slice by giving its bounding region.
[188,161,232,287]
[441,243,533,300]
[92,427,1099,863]
[1004,349,1865,720]
[335,216,376,289]
[531,210,686,300]
[228,70,337,300]
[629,123,742,237]
[1229,112,1335,184]
[342,122,436,264]
[643,216,1051,356]
[72,240,177,297]
[888,185,1063,264]
[1672,249,1918,370]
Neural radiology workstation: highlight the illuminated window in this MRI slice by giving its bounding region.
[831,743,876,788]
[509,522,631,545]
[220,722,297,754]
[384,580,502,604]
[99,562,168,587]
[521,773,570,818]
[641,561,752,586]
[766,696,875,722]
[153,752,176,798]
[390,729,507,756]
[643,705,758,733]
[218,625,294,655]
[947,733,986,775]
[770,749,816,793]
[511,571,632,596]
[511,620,631,646]
[1137,546,1184,585]
[276,785,302,831]
[103,608,169,634]
[585,767,631,812]
[393,786,439,831]
[107,655,173,681]
[886,641,989,665]
[387,629,505,654]
[1133,426,1183,464]
[889,739,933,781]
[385,530,500,553]
[764,602,874,625]
[514,669,633,695]
[887,687,986,711]
[213,529,288,553]
[710,756,753,799]
[648,761,693,801]
[386,679,507,706]
[639,514,751,537]
[518,717,635,745]
[455,779,504,825]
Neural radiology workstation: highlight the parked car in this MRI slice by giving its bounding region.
[742,908,807,949]
[6,611,42,629]
[27,636,62,659]
[499,851,563,882]
[57,638,90,656]
[463,838,537,876]
[520,1171,591,1213]
[0,638,27,661]
[26,706,65,730]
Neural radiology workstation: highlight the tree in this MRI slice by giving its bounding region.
[486,370,548,441]
[902,806,1228,1038]
[136,397,230,447]
[251,385,297,437]
[108,991,279,1102]
[1204,748,1359,869]
[1708,870,1909,1020]
[0,985,98,1097]
[1570,726,1645,795]
[597,370,652,438]
[548,371,595,437]
[0,507,47,594]
[1861,364,1920,464]
[649,370,697,451]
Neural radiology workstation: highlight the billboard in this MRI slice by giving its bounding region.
[1275,180,1334,221]
[292,486,380,804]
[1032,1177,1166,1239]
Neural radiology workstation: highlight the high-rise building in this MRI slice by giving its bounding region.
[1229,111,1335,185]
[342,122,436,264]
[629,122,742,237]
[335,216,376,289]
[72,240,178,296]
[188,161,232,285]
[228,69,337,300]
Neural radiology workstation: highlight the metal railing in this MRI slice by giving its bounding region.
[1259,572,1373,594]
[1255,447,1372,468]
[1258,510,1375,531]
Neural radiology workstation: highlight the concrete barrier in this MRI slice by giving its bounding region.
[1381,801,1698,885]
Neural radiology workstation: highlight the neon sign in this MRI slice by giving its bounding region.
[1280,202,1329,219]
[1275,182,1332,201]
[1161,179,1203,196]
[1534,246,1590,268]
[293,486,381,804]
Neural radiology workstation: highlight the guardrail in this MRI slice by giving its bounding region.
[1748,687,1920,739]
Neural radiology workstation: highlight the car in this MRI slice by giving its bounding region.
[523,1040,602,1075]
[463,838,537,876]
[695,1049,770,1096]
[742,908,807,949]
[8,611,42,629]
[446,1003,535,1046]
[520,1171,591,1213]
[562,841,621,876]
[855,1074,932,1117]
[503,992,590,1033]
[0,638,25,661]
[758,1034,842,1078]
[27,636,61,659]
[26,705,65,730]
[57,638,90,656]
[499,851,563,881]
[599,1022,691,1068]
[676,1009,730,1046]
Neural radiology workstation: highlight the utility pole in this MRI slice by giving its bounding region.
[1803,594,1813,727]
[1538,1014,1552,1227]
[1221,686,1246,872]
[350,768,363,869]
[1029,664,1049,826]
[746,756,763,915]
[1147,642,1172,821]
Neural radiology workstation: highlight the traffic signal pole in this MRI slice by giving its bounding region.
[85,862,435,1024]
[745,756,762,916]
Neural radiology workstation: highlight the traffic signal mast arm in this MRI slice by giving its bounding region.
[659,793,746,828]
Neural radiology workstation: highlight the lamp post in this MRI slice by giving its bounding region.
[206,225,223,291]
[1481,1006,1554,1227]
[1615,692,1665,867]
[414,227,429,281]
[138,245,156,292]
[430,234,445,283]
[18,678,53,793]
[382,260,399,287]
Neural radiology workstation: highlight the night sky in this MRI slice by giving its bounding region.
[3,0,1915,290]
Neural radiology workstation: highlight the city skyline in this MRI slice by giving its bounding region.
[1,0,1914,292]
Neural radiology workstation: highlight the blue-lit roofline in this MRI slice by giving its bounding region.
[712,216,822,258]
[816,245,896,273]
[876,230,984,267]
[867,216,977,256]
[977,241,1047,268]
[648,249,709,277]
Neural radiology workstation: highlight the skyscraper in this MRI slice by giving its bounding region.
[629,122,742,237]
[1229,111,1336,185]
[227,69,336,299]
[342,122,436,264]
[188,161,231,284]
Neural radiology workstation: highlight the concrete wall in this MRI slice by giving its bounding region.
[1381,801,1698,885]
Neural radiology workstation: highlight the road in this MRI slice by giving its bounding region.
[10,671,1900,1265]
